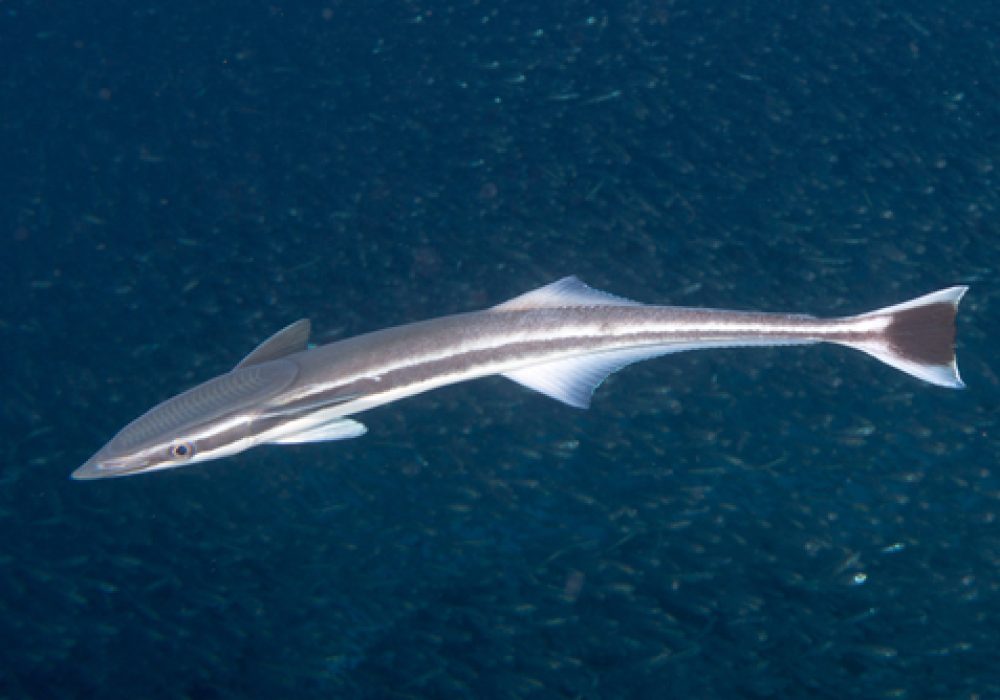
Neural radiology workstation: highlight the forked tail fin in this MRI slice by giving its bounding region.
[837,286,968,388]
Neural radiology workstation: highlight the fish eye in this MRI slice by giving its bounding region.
[168,441,196,460]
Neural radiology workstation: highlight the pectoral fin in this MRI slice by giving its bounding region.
[266,418,367,445]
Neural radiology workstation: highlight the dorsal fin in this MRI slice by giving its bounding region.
[236,319,311,369]
[491,276,642,312]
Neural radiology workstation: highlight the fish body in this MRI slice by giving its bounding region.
[73,277,967,480]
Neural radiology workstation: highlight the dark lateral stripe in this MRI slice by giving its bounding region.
[278,309,835,413]
[329,331,806,403]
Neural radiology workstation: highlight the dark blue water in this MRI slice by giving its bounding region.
[2,0,997,697]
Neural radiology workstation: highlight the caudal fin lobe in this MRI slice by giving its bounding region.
[840,286,968,389]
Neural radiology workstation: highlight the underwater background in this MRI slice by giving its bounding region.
[1,0,997,697]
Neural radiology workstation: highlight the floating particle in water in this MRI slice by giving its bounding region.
[563,570,585,602]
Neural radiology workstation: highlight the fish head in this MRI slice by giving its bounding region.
[72,403,258,480]
[73,361,298,480]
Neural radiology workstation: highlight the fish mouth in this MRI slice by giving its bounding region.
[71,461,115,480]
[71,458,145,480]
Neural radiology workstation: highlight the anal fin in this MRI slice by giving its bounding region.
[502,346,676,408]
